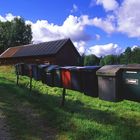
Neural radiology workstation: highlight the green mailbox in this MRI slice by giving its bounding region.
[122,65,140,102]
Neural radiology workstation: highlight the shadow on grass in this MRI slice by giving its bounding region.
[0,76,140,140]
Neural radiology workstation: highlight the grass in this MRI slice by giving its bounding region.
[0,66,140,140]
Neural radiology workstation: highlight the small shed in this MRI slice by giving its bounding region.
[0,38,81,66]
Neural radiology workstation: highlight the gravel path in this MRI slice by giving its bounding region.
[0,110,11,140]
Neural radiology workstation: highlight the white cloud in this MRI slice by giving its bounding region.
[29,15,93,43]
[117,0,140,38]
[92,16,116,33]
[88,43,124,57]
[96,0,119,11]
[89,0,140,38]
[71,4,78,13]
[0,13,19,22]
[74,41,86,55]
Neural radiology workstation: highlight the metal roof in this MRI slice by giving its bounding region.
[0,38,74,58]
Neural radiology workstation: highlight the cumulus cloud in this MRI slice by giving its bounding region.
[96,0,119,11]
[71,4,78,13]
[74,41,86,55]
[88,43,124,57]
[117,0,140,38]
[28,15,93,43]
[92,16,116,33]
[0,13,19,22]
[89,0,140,38]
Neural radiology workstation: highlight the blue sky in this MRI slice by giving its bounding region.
[0,0,140,56]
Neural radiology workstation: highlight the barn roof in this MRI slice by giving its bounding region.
[0,38,79,58]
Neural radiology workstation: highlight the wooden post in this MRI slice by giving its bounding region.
[61,88,66,106]
[29,66,32,92]
[16,74,19,85]
[29,76,32,91]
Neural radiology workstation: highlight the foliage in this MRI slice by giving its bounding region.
[98,46,140,65]
[120,47,132,64]
[131,47,140,64]
[119,47,140,64]
[84,54,100,66]
[0,17,32,53]
[99,58,105,66]
[100,55,119,66]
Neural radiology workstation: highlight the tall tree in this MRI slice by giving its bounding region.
[124,47,132,64]
[11,18,32,47]
[99,58,105,66]
[84,54,100,66]
[131,47,140,63]
[100,55,119,66]
[0,17,32,53]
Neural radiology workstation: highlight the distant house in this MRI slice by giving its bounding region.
[0,38,81,66]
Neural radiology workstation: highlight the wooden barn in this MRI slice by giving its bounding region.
[0,38,81,66]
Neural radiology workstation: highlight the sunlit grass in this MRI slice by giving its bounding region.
[0,66,140,140]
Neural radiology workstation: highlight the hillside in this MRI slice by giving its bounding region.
[0,66,140,140]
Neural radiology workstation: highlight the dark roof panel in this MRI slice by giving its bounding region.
[0,38,71,58]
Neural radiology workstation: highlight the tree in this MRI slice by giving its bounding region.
[99,58,105,66]
[0,17,32,53]
[120,47,132,64]
[84,54,100,66]
[0,21,11,52]
[131,47,140,63]
[124,47,132,64]
[11,18,32,47]
[100,55,119,66]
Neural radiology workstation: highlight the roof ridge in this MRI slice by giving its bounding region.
[9,38,70,48]
[32,38,69,46]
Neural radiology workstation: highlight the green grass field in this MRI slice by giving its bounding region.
[0,66,140,140]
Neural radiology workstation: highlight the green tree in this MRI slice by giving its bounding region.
[0,21,12,52]
[11,18,32,47]
[0,17,32,53]
[84,54,100,66]
[131,47,140,63]
[100,55,119,66]
[99,58,105,66]
[119,53,126,64]
[120,47,132,64]
[125,47,132,64]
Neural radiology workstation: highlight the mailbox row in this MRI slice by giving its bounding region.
[15,63,100,97]
[15,63,140,102]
